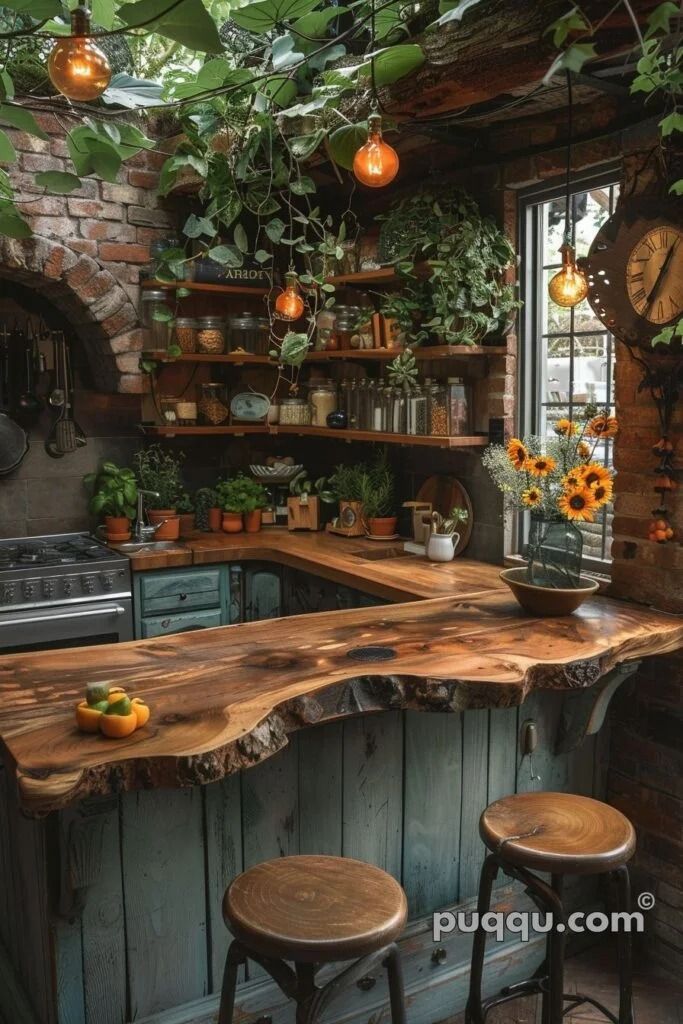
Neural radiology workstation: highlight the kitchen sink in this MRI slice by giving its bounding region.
[349,546,411,561]
[114,541,184,552]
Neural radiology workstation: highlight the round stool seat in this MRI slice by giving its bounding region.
[480,792,635,875]
[223,855,407,964]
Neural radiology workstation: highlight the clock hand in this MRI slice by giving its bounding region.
[644,237,679,312]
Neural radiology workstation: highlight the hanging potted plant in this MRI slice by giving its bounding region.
[133,444,184,541]
[83,462,138,542]
[483,407,617,615]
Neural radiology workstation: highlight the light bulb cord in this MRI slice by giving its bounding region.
[563,70,573,247]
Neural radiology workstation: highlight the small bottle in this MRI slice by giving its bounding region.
[446,376,472,435]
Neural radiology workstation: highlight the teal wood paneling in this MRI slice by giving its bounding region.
[298,721,343,855]
[204,774,243,994]
[54,917,85,1024]
[140,608,222,638]
[458,709,490,901]
[244,566,282,621]
[139,569,221,616]
[121,788,208,1019]
[403,710,462,917]
[517,691,568,794]
[342,711,403,876]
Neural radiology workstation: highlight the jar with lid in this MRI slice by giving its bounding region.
[344,380,359,429]
[309,379,338,426]
[228,312,269,355]
[198,382,229,425]
[335,305,362,350]
[197,317,226,354]
[174,317,199,354]
[159,395,178,426]
[315,309,338,351]
[407,385,428,436]
[371,384,385,432]
[389,386,407,435]
[175,400,197,426]
[279,397,311,426]
[141,289,173,350]
[428,382,449,437]
[447,377,472,435]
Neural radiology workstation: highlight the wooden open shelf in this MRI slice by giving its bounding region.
[327,263,431,287]
[141,279,270,297]
[143,344,507,365]
[139,424,487,448]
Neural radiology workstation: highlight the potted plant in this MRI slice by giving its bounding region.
[483,407,617,614]
[426,507,469,562]
[195,486,222,532]
[287,471,335,531]
[176,491,196,538]
[216,475,268,533]
[133,444,184,541]
[328,462,367,536]
[83,461,137,542]
[359,454,398,538]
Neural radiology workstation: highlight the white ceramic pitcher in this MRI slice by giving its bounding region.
[427,532,460,562]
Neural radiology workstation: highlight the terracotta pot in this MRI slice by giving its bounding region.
[148,509,180,541]
[104,516,131,541]
[366,516,398,537]
[178,513,196,538]
[207,507,222,532]
[500,568,599,617]
[244,509,262,533]
[222,512,243,534]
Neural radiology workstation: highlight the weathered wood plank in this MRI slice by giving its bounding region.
[458,710,490,901]
[121,788,208,1019]
[298,721,343,856]
[403,711,462,916]
[342,711,403,876]
[204,774,243,993]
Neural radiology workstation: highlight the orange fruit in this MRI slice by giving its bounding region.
[75,700,104,733]
[131,697,150,728]
[100,712,138,738]
[666,528,674,540]
[656,519,667,530]
[655,529,667,542]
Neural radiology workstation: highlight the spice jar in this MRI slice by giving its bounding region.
[141,289,173,350]
[315,309,338,351]
[309,379,338,426]
[279,397,311,426]
[174,317,198,354]
[197,317,225,354]
[228,312,269,355]
[198,383,229,425]
[175,400,197,426]
[428,382,449,437]
[407,385,428,436]
[447,376,472,435]
[159,396,178,425]
[389,386,407,434]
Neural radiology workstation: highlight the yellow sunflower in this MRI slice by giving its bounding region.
[522,487,543,508]
[562,468,584,489]
[554,418,578,437]
[591,479,614,506]
[576,440,591,460]
[558,486,598,523]
[525,454,557,477]
[506,438,528,470]
[586,414,618,439]
[580,463,612,489]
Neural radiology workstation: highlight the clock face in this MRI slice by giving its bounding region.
[626,226,683,325]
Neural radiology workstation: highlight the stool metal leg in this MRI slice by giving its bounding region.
[384,942,407,1024]
[218,940,247,1024]
[465,853,500,1024]
[547,874,567,1024]
[613,866,634,1024]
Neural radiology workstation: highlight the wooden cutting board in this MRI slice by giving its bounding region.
[415,474,473,555]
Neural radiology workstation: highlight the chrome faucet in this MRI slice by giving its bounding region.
[134,490,168,542]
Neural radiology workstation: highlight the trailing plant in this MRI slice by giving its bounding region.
[83,461,137,520]
[217,474,268,514]
[133,444,184,509]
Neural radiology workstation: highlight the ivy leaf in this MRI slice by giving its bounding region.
[288,129,327,161]
[260,74,298,108]
[0,104,48,139]
[328,122,368,170]
[231,0,318,33]
[34,171,82,194]
[0,130,17,164]
[265,217,286,242]
[290,175,316,195]
[101,73,164,108]
[429,0,483,28]
[660,111,683,136]
[545,8,589,47]
[183,213,215,238]
[0,71,14,102]
[669,179,683,196]
[290,6,348,50]
[254,249,272,263]
[0,0,61,14]
[208,244,243,268]
[645,2,680,39]
[543,43,597,85]
[91,0,117,29]
[234,223,249,253]
[272,34,304,71]
[118,0,223,54]
[357,44,425,87]
[0,203,31,238]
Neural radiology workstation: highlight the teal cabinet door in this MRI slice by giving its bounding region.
[140,608,222,638]
[139,569,221,616]
[244,565,282,621]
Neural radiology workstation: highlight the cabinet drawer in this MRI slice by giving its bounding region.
[139,569,221,615]
[140,608,222,638]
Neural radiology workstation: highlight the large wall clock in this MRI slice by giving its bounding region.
[584,197,683,348]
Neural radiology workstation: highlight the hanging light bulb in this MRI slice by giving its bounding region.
[548,241,589,308]
[353,112,399,188]
[274,271,305,321]
[48,5,111,102]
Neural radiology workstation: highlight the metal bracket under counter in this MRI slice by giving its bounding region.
[555,660,642,754]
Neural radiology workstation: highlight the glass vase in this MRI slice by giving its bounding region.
[525,514,583,588]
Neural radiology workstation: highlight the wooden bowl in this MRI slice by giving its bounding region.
[500,567,599,616]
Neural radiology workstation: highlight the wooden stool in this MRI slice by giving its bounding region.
[465,792,636,1024]
[218,855,408,1024]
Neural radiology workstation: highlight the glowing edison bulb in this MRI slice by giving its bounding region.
[48,5,111,102]
[353,113,399,188]
[274,272,305,321]
[548,242,589,308]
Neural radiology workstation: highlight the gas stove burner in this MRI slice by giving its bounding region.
[0,532,124,571]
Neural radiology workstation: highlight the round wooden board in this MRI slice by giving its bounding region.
[416,474,473,556]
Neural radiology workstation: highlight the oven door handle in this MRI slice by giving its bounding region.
[0,604,127,628]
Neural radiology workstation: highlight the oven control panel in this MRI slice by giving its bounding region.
[0,568,131,610]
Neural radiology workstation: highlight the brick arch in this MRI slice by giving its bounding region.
[0,234,144,393]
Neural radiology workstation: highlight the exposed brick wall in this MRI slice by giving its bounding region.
[4,112,177,393]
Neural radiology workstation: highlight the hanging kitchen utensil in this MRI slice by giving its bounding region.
[0,412,28,475]
[15,322,42,429]
[65,339,86,449]
[45,333,86,457]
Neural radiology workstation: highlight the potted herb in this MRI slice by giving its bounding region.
[133,444,184,540]
[195,486,222,532]
[83,461,137,542]
[328,462,367,536]
[287,471,335,531]
[359,454,398,538]
[176,491,196,538]
[217,475,268,533]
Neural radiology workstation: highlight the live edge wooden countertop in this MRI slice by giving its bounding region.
[0,532,681,815]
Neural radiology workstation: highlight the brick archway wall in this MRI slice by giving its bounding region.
[0,234,145,393]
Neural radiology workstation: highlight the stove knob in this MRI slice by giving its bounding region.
[63,578,73,595]
[0,583,15,604]
[42,579,55,599]
[82,576,96,594]
[101,573,114,591]
[23,580,35,600]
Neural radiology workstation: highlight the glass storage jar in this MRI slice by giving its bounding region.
[198,382,229,425]
[228,312,269,355]
[197,317,226,354]
[175,400,197,426]
[447,376,472,435]
[428,382,449,436]
[141,289,173,349]
[389,386,407,434]
[407,385,428,436]
[344,380,359,429]
[315,309,338,351]
[279,397,311,426]
[335,305,362,350]
[309,379,338,426]
[159,395,178,426]
[174,317,199,354]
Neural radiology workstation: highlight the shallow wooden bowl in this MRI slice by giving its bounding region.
[500,567,599,616]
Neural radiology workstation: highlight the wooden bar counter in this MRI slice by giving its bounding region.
[0,534,681,1024]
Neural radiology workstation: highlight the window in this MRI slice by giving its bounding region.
[520,167,620,568]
